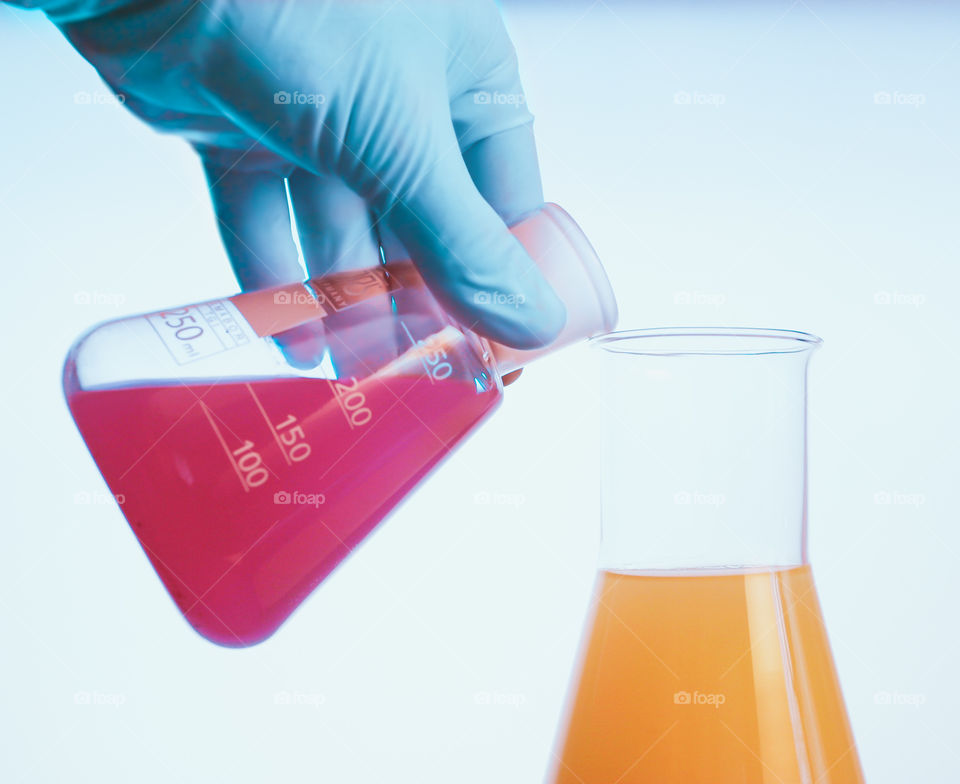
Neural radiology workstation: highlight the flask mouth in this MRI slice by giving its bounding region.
[487,203,618,375]
[591,327,822,357]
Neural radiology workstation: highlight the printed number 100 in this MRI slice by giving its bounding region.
[232,440,269,489]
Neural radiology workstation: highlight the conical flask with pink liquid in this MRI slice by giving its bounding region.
[63,204,617,647]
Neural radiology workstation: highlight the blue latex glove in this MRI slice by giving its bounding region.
[9,0,566,349]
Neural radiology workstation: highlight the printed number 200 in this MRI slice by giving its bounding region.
[333,378,372,427]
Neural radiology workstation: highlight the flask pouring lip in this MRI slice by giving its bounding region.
[591,327,822,357]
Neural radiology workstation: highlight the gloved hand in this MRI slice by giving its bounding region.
[10,0,566,349]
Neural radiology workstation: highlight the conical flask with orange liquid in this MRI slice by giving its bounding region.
[63,204,617,647]
[548,328,864,784]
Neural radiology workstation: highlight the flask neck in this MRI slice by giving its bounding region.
[228,203,618,376]
[594,329,820,572]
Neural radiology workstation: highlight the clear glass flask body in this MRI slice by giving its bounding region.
[548,328,864,784]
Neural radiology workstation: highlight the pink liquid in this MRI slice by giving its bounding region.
[66,371,499,646]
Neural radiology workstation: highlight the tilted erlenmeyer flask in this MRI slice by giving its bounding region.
[548,328,864,784]
[63,204,617,647]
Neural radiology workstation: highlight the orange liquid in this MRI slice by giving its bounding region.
[548,566,864,783]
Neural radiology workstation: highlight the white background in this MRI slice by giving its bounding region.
[1,1,957,781]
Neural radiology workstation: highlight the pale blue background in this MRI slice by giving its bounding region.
[1,1,957,781]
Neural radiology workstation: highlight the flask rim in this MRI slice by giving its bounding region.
[591,327,822,356]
